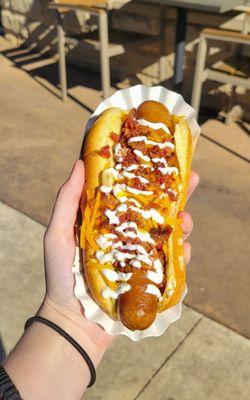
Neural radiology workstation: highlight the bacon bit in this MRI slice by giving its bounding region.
[122,149,137,167]
[101,194,118,210]
[130,178,146,191]
[96,145,111,159]
[123,265,133,273]
[124,118,137,130]
[157,249,166,266]
[119,214,127,223]
[148,201,159,209]
[166,188,178,201]
[157,175,165,184]
[129,141,146,152]
[110,132,119,143]
[156,243,163,250]
[162,147,174,157]
[109,226,117,234]
[127,210,144,226]
[117,247,135,253]
[151,226,173,243]
[125,108,136,121]
[158,278,166,290]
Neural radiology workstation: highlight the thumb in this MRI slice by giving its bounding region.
[48,160,85,235]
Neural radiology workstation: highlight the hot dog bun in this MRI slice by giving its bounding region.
[80,101,192,331]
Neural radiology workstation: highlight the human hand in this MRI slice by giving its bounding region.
[40,161,199,355]
[40,160,115,365]
[179,171,200,265]
[3,163,199,400]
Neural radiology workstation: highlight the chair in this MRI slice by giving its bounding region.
[191,13,250,119]
[49,0,125,100]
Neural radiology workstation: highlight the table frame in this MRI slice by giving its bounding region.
[50,3,111,100]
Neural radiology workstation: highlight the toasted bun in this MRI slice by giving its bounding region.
[80,101,192,330]
[81,108,126,319]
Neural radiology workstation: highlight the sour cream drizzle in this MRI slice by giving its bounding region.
[136,118,171,135]
[129,206,164,224]
[152,157,167,166]
[102,269,132,282]
[145,284,162,299]
[101,284,131,299]
[158,166,178,175]
[113,183,153,197]
[128,135,174,150]
[133,149,150,162]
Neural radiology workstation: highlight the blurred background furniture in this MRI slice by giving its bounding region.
[46,0,250,100]
[49,0,127,100]
[191,16,250,119]
[139,0,250,91]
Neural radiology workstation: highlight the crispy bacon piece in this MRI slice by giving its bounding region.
[110,132,119,143]
[124,108,136,121]
[130,178,146,191]
[166,188,179,201]
[151,226,173,243]
[157,248,166,267]
[101,194,118,210]
[119,213,128,223]
[122,265,133,273]
[96,145,111,158]
[124,118,137,130]
[128,141,145,151]
[122,149,138,167]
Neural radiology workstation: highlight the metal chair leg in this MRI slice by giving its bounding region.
[191,35,207,118]
[98,10,110,99]
[57,14,67,102]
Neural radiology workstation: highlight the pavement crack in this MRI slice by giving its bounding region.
[201,133,250,163]
[132,316,203,400]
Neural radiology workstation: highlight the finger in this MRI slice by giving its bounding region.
[187,171,199,201]
[179,211,193,240]
[184,242,191,265]
[48,160,85,233]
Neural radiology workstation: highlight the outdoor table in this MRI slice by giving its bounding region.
[49,0,248,99]
[138,0,249,91]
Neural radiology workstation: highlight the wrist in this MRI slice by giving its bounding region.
[38,296,110,367]
[4,318,92,400]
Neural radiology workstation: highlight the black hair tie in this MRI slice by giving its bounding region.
[25,316,96,387]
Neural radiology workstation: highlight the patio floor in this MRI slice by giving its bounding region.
[0,37,249,399]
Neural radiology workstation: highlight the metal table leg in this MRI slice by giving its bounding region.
[173,7,187,93]
[191,35,207,118]
[159,6,167,82]
[98,9,110,99]
[56,13,67,101]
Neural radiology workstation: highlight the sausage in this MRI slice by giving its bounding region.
[118,269,158,331]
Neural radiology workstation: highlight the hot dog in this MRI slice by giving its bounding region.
[80,100,192,331]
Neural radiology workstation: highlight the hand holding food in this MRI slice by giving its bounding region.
[80,100,193,331]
